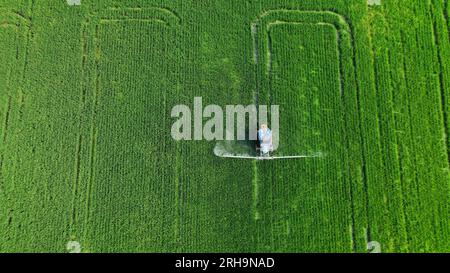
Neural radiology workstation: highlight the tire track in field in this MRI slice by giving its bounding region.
[83,125,97,243]
[251,23,263,250]
[0,7,31,247]
[0,96,12,150]
[0,31,13,148]
[255,18,287,250]
[428,0,450,250]
[336,28,359,253]
[69,134,82,234]
[433,19,450,167]
[367,8,409,250]
[82,23,101,244]
[318,12,371,251]
[268,21,356,252]
[254,11,360,251]
[69,21,89,237]
[0,21,14,180]
[0,9,30,210]
[79,8,182,247]
[431,0,450,168]
[18,0,35,118]
[0,97,12,195]
[444,0,450,154]
[444,0,450,41]
[380,1,421,249]
[386,49,411,250]
[251,22,261,230]
[320,16,361,252]
[368,14,389,212]
[342,16,375,247]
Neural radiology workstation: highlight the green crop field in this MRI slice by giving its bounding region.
[0,0,448,253]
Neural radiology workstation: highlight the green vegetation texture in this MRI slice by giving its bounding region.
[0,0,448,252]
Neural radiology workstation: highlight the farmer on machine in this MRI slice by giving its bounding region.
[257,124,273,156]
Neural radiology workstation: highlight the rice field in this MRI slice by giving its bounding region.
[0,0,448,253]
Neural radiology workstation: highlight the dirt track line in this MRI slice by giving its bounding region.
[83,126,97,242]
[69,134,82,232]
[431,1,450,168]
[382,2,413,248]
[444,0,450,42]
[251,22,261,234]
[0,9,31,242]
[255,11,358,250]
[0,97,12,196]
[19,4,34,120]
[82,24,101,242]
[336,25,357,248]
[332,23,357,252]
[0,155,4,195]
[0,11,32,128]
[1,97,12,148]
[69,20,90,239]
[429,0,450,249]
[382,7,409,249]
[0,10,29,221]
[80,9,181,245]
[98,7,181,27]
[255,11,358,251]
[340,18,374,247]
[386,47,410,251]
[99,18,168,25]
